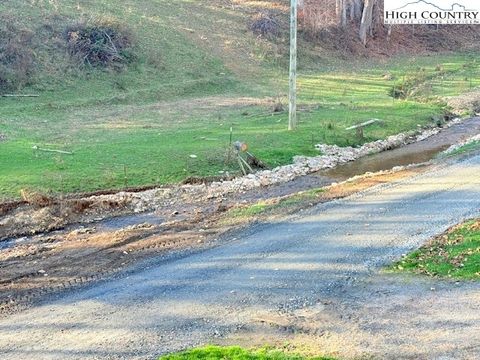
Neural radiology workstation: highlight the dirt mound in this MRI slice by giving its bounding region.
[447,89,480,116]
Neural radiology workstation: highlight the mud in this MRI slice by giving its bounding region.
[2,117,480,242]
[0,168,422,315]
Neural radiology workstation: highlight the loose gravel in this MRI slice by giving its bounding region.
[0,153,479,360]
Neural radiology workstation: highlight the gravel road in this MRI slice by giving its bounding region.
[1,154,480,360]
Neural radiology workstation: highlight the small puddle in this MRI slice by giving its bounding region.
[95,213,165,232]
[323,145,449,181]
[0,236,29,251]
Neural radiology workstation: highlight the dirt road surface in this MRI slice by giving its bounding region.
[1,154,480,360]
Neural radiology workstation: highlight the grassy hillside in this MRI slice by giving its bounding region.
[0,0,479,199]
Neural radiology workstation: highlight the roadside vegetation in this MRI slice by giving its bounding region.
[222,169,418,227]
[226,188,326,220]
[1,0,480,200]
[392,219,480,280]
[446,141,480,157]
[158,346,335,360]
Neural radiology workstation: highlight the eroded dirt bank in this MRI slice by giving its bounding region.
[0,167,423,315]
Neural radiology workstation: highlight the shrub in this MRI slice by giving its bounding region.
[389,70,430,100]
[64,19,135,69]
[250,13,280,38]
[0,19,35,93]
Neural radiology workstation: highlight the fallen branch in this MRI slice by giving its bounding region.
[1,94,39,98]
[242,105,321,119]
[32,146,73,155]
[346,119,381,131]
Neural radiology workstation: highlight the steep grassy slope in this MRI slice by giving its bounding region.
[0,0,479,199]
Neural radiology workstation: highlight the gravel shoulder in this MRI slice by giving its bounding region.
[0,153,480,360]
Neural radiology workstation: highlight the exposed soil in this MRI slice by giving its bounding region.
[3,116,480,242]
[219,273,480,360]
[0,166,423,315]
[447,88,480,115]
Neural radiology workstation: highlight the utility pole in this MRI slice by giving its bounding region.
[288,0,297,131]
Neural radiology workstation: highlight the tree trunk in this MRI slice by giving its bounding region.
[336,0,347,27]
[359,0,375,46]
[347,0,355,20]
[341,0,347,26]
[386,25,392,42]
[370,0,381,36]
[350,0,363,21]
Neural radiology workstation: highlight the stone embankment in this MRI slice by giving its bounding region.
[92,118,463,213]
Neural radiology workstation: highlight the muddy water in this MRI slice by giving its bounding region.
[0,236,29,251]
[322,117,480,181]
[235,117,480,202]
[52,117,480,230]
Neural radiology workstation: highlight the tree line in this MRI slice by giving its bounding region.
[301,0,383,45]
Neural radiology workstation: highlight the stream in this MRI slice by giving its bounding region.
[1,117,480,249]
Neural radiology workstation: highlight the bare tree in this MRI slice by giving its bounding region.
[303,0,384,45]
[336,0,347,27]
[350,0,363,20]
[359,0,376,45]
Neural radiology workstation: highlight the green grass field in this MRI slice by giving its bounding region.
[1,0,480,200]
[392,219,480,279]
[158,346,335,360]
